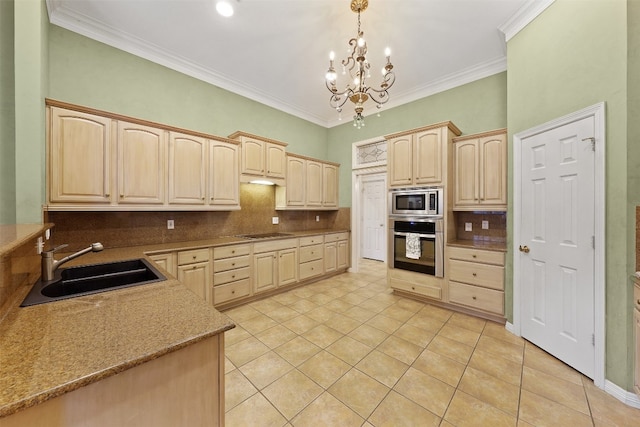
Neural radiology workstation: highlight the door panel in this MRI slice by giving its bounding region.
[361,175,386,261]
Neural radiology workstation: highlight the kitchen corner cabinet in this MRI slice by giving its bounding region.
[228,131,287,185]
[177,248,212,303]
[452,129,507,211]
[148,252,177,277]
[275,154,340,210]
[386,122,461,188]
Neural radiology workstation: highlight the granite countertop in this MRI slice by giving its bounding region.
[447,239,507,252]
[0,228,348,418]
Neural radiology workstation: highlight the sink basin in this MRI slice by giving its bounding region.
[237,232,294,239]
[21,258,165,306]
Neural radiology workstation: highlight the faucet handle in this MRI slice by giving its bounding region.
[43,244,69,255]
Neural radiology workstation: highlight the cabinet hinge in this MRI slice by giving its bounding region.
[592,236,595,249]
[582,137,596,151]
[592,333,595,346]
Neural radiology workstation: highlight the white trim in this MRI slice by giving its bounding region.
[352,136,388,170]
[604,380,640,409]
[498,0,556,42]
[513,102,606,389]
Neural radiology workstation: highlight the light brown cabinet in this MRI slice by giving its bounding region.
[299,235,324,280]
[324,232,349,274]
[213,245,251,305]
[148,252,177,277]
[168,132,207,205]
[209,140,240,207]
[276,154,340,210]
[252,239,298,294]
[177,248,212,303]
[452,129,507,211]
[229,131,287,185]
[634,282,640,395]
[322,163,339,208]
[386,122,461,188]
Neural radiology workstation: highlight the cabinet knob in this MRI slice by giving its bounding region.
[232,275,235,279]
[472,272,477,277]
[192,266,197,270]
[201,197,205,200]
[231,263,235,266]
[105,193,110,197]
[472,254,477,258]
[232,290,235,294]
[193,256,197,259]
[472,296,477,300]
[120,194,124,198]
[232,250,235,254]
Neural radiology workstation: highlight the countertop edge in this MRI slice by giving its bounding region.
[447,239,507,252]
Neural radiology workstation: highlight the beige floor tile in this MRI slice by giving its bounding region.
[238,312,279,335]
[226,336,271,367]
[438,323,481,347]
[225,392,287,427]
[482,321,525,346]
[262,369,323,420]
[458,366,520,416]
[427,335,474,364]
[355,350,409,388]
[270,291,300,305]
[444,390,517,427]
[326,335,373,366]
[291,392,364,427]
[519,389,593,427]
[274,336,321,366]
[412,349,466,387]
[358,298,395,313]
[299,350,351,389]
[349,324,389,347]
[281,314,320,335]
[225,369,258,410]
[583,378,640,425]
[523,342,583,385]
[223,304,262,323]
[306,306,338,322]
[323,313,362,335]
[344,305,377,322]
[468,347,523,386]
[380,304,417,322]
[395,298,426,313]
[324,287,350,300]
[307,291,336,306]
[342,292,369,305]
[328,369,390,419]
[266,305,301,323]
[368,390,441,427]
[323,298,354,313]
[393,323,435,347]
[250,298,285,315]
[225,356,236,374]
[292,287,320,299]
[440,421,457,427]
[365,314,403,334]
[255,324,297,349]
[377,335,423,365]
[406,313,447,333]
[288,298,319,314]
[476,334,524,365]
[522,365,590,415]
[302,324,343,348]
[447,311,487,333]
[418,304,454,322]
[224,325,251,346]
[239,351,294,390]
[393,367,455,417]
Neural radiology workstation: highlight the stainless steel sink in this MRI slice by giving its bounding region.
[237,232,294,239]
[21,258,165,306]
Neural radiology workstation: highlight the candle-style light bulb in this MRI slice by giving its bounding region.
[329,51,335,61]
[385,47,391,57]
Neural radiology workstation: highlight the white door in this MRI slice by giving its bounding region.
[519,116,595,378]
[361,174,386,261]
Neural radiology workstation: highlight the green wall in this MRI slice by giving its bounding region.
[327,73,508,207]
[507,0,633,389]
[0,0,16,224]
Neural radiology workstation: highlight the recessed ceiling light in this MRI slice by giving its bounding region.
[216,1,234,17]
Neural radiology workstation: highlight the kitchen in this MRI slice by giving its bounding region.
[2,0,640,425]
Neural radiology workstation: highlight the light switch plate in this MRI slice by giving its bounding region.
[482,220,489,230]
[465,222,472,232]
[272,216,279,224]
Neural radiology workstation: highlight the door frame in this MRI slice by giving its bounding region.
[512,102,605,388]
[351,136,388,273]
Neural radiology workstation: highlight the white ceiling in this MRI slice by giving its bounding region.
[46,0,542,128]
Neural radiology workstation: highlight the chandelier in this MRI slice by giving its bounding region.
[325,0,395,129]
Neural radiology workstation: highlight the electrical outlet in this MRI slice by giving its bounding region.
[315,215,320,222]
[36,237,44,254]
[272,216,279,224]
[167,219,175,230]
[482,220,489,230]
[465,222,472,232]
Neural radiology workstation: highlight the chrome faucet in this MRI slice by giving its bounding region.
[41,243,104,282]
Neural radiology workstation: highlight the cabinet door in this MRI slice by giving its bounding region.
[337,240,349,270]
[209,140,239,206]
[479,134,507,208]
[49,107,112,203]
[265,143,286,180]
[117,121,166,204]
[635,307,640,394]
[168,132,206,205]
[254,252,276,293]
[177,261,211,303]
[241,138,264,176]
[148,252,177,277]
[453,140,478,208]
[306,161,323,207]
[414,128,443,185]
[286,157,306,206]
[388,136,413,187]
[324,242,337,274]
[278,248,298,286]
[322,164,339,208]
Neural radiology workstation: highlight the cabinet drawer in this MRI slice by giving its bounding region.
[177,248,210,265]
[214,244,250,259]
[449,281,504,315]
[449,259,504,290]
[299,244,323,263]
[214,267,251,285]
[213,255,250,273]
[325,232,349,243]
[300,259,323,280]
[390,279,442,300]
[253,238,297,254]
[299,235,324,247]
[214,279,251,305]
[448,246,505,266]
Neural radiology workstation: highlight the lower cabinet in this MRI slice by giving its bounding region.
[213,244,251,306]
[634,282,640,396]
[324,232,349,274]
[148,251,177,277]
[177,248,212,304]
[252,239,298,294]
[299,235,324,280]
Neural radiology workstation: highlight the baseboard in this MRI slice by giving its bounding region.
[505,321,518,336]
[604,380,640,409]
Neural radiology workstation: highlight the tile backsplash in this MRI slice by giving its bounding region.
[45,184,350,251]
[453,211,507,243]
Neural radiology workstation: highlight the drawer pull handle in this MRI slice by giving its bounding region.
[472,296,477,300]
[472,255,477,258]
[232,290,235,294]
[411,286,415,291]
[232,275,235,279]
[105,193,110,197]
[472,273,477,277]
[232,250,235,254]
[193,256,197,259]
[192,266,197,270]
[231,263,235,266]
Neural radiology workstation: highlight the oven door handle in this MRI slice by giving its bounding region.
[393,232,436,238]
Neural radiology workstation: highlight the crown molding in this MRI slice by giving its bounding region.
[499,0,556,42]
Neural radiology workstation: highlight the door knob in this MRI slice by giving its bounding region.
[519,245,530,253]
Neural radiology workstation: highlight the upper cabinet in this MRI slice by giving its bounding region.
[386,122,461,188]
[168,132,207,205]
[209,140,240,207]
[275,154,340,210]
[229,131,287,186]
[452,129,507,211]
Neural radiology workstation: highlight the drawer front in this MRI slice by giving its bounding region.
[299,259,323,280]
[390,279,442,300]
[449,281,504,315]
[299,235,324,247]
[213,255,250,273]
[448,246,505,266]
[325,232,349,243]
[253,238,297,254]
[449,259,504,290]
[214,279,251,305]
[177,248,210,265]
[214,244,251,259]
[214,267,251,285]
[299,244,323,263]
